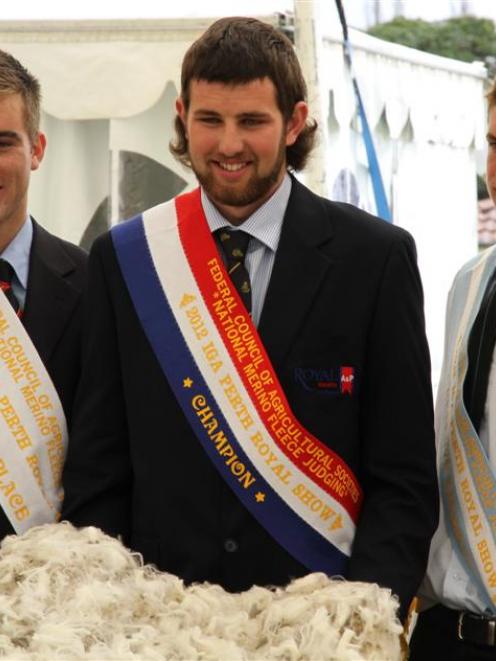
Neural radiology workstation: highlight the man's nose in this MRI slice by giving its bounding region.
[218,124,244,156]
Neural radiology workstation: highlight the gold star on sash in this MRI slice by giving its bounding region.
[183,377,193,388]
[255,492,266,503]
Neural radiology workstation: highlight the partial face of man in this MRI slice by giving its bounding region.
[0,93,45,239]
[487,106,496,204]
[176,78,307,224]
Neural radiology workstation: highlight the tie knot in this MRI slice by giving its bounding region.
[0,258,14,286]
[217,228,250,263]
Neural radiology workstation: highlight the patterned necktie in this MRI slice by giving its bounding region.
[0,258,21,316]
[217,228,252,313]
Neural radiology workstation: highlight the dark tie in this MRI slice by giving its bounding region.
[464,268,496,433]
[217,228,252,313]
[0,258,21,315]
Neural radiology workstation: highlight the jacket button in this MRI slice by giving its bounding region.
[224,538,238,552]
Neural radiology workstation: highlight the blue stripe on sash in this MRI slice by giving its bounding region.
[111,215,348,576]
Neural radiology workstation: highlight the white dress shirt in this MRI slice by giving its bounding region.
[201,174,291,327]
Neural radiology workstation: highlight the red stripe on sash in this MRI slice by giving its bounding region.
[176,189,363,521]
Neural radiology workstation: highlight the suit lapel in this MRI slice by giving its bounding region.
[258,179,334,366]
[23,220,81,364]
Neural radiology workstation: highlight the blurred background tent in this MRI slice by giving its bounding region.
[0,0,490,388]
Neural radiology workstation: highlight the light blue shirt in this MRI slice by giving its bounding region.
[0,216,33,309]
[201,174,292,327]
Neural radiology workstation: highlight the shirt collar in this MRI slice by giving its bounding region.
[0,216,33,289]
[201,173,292,252]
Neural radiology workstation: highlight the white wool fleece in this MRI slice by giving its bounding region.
[0,523,403,660]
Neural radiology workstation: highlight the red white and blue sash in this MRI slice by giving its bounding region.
[111,188,363,575]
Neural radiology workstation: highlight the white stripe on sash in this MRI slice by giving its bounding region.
[142,201,356,556]
[0,290,67,532]
[441,246,496,609]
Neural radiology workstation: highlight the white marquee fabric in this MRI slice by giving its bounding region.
[0,20,204,119]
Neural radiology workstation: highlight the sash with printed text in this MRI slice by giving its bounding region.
[438,245,496,612]
[0,291,67,532]
[111,188,363,575]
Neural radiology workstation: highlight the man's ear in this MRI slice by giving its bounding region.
[285,102,309,147]
[31,132,46,171]
[176,97,187,135]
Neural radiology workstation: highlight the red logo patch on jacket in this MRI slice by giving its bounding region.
[294,366,356,396]
[340,367,354,395]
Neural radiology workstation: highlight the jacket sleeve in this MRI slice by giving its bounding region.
[347,231,439,622]
[62,234,132,541]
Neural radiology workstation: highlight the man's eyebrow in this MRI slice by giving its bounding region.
[192,109,221,116]
[487,132,496,141]
[192,109,271,118]
[237,111,271,119]
[0,131,21,141]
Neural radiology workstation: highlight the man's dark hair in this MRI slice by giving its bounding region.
[170,16,317,171]
[0,50,41,143]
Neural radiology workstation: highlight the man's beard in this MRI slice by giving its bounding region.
[190,137,286,209]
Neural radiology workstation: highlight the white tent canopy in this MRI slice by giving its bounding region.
[1,20,208,119]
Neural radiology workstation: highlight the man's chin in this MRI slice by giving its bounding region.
[194,162,285,210]
[200,181,257,208]
[205,178,283,207]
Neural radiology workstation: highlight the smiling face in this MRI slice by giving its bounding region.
[0,93,45,249]
[176,78,307,224]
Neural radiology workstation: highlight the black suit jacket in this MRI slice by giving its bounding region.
[62,179,438,621]
[0,220,87,539]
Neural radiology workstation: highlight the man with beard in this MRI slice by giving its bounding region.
[62,17,437,623]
